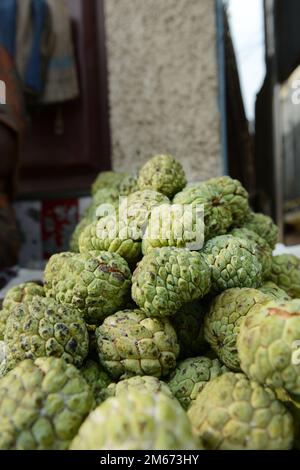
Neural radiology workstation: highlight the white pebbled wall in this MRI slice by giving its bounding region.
[104,0,223,182]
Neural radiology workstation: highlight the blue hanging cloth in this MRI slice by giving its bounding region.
[0,0,17,56]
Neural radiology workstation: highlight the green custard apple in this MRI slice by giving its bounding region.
[0,357,94,450]
[188,372,293,450]
[168,356,228,409]
[96,309,179,379]
[132,247,211,317]
[202,235,263,294]
[70,389,198,450]
[268,254,300,298]
[3,296,89,373]
[44,251,132,325]
[138,154,186,198]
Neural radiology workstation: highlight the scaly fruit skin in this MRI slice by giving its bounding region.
[0,357,94,450]
[142,203,204,254]
[118,173,139,196]
[91,171,130,196]
[120,190,170,241]
[188,372,293,450]
[81,360,112,406]
[138,154,186,199]
[230,227,272,279]
[3,296,89,373]
[202,235,263,294]
[70,390,198,450]
[204,288,271,371]
[259,281,291,301]
[242,212,279,249]
[168,356,228,410]
[106,375,174,401]
[237,299,300,399]
[132,247,211,317]
[0,282,45,340]
[84,187,120,220]
[44,251,132,325]
[206,176,249,226]
[173,181,233,240]
[96,309,179,379]
[79,218,142,266]
[172,301,208,359]
[268,254,300,298]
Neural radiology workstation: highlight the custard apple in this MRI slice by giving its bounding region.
[204,288,272,371]
[206,175,249,225]
[70,390,197,450]
[132,247,211,317]
[79,217,142,266]
[202,235,263,294]
[0,282,45,340]
[119,189,170,242]
[168,356,228,410]
[237,298,300,399]
[44,251,132,324]
[84,187,120,220]
[242,212,279,249]
[173,181,233,240]
[81,360,112,406]
[172,301,208,359]
[230,227,272,279]
[0,357,94,449]
[268,254,300,298]
[188,372,293,450]
[137,154,186,198]
[3,296,89,373]
[259,281,291,301]
[91,171,130,196]
[142,202,204,254]
[105,375,173,401]
[96,309,179,379]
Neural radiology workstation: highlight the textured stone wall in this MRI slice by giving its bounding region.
[104,0,222,182]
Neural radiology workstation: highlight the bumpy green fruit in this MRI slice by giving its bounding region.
[132,247,211,317]
[172,301,208,359]
[188,372,293,450]
[44,251,132,324]
[268,254,300,298]
[79,218,142,266]
[96,309,179,379]
[138,154,186,198]
[118,173,139,196]
[204,288,271,371]
[106,375,173,401]
[70,390,198,450]
[259,281,291,301]
[84,187,120,219]
[3,296,89,372]
[237,299,300,399]
[142,203,204,254]
[0,282,45,340]
[91,171,130,195]
[168,356,228,409]
[230,227,272,279]
[242,212,279,249]
[173,181,233,240]
[81,360,112,406]
[0,357,94,449]
[119,190,170,242]
[206,176,249,225]
[202,235,263,294]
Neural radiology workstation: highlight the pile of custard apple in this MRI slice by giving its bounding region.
[0,154,300,450]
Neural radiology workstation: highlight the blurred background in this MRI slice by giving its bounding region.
[0,0,299,283]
